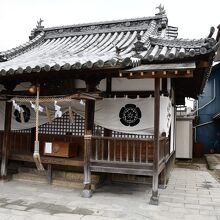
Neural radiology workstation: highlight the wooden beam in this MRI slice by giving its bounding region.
[150,78,160,205]
[1,101,12,179]
[106,76,112,97]
[90,166,153,176]
[162,78,168,95]
[125,70,193,78]
[9,154,83,166]
[197,61,209,68]
[103,91,169,98]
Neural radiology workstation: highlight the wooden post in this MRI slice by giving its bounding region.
[104,128,112,183]
[47,164,52,185]
[1,101,12,179]
[30,127,36,153]
[159,135,167,189]
[159,167,167,189]
[82,99,95,198]
[150,78,160,205]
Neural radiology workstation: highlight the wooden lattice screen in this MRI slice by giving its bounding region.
[39,112,85,135]
[12,111,152,139]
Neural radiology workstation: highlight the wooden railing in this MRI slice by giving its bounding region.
[159,137,170,164]
[91,136,154,164]
[9,132,32,155]
[0,131,84,157]
[0,131,170,163]
[0,131,170,174]
[91,136,170,165]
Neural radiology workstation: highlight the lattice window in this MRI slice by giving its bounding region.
[13,129,31,133]
[13,111,152,138]
[111,130,152,139]
[38,112,85,135]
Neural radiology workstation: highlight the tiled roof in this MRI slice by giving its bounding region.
[0,13,218,76]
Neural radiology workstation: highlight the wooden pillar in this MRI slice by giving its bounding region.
[159,133,167,189]
[82,99,95,198]
[159,166,167,189]
[150,78,160,205]
[1,101,12,179]
[104,128,112,183]
[30,127,36,153]
[47,164,52,185]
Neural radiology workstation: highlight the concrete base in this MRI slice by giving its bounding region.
[205,154,220,170]
[159,184,167,189]
[81,189,93,198]
[149,195,159,205]
[13,167,102,190]
[0,175,11,182]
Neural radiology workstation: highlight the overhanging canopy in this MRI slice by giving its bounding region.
[0,11,218,103]
[120,62,196,78]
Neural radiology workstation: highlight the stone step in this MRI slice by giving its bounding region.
[17,166,101,183]
[13,173,48,184]
[13,167,102,190]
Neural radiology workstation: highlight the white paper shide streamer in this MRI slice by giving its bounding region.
[54,101,62,118]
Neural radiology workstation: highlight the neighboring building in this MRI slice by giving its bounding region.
[196,62,220,154]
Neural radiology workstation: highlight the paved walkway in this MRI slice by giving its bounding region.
[0,168,220,220]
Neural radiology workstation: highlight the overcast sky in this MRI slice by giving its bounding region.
[0,0,219,51]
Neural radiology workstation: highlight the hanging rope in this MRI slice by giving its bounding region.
[13,93,96,103]
[33,86,44,171]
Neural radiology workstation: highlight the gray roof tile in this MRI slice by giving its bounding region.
[0,14,218,76]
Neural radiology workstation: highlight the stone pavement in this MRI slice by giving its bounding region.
[206,154,220,170]
[0,168,220,220]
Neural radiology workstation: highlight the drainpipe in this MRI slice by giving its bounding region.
[194,101,198,142]
[193,121,213,128]
[194,79,216,114]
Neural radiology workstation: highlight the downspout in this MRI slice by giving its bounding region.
[193,121,213,129]
[194,79,216,114]
[194,101,198,142]
[194,79,216,142]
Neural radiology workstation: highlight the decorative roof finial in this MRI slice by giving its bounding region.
[133,33,147,55]
[207,26,215,38]
[216,24,220,42]
[155,4,166,15]
[36,18,44,29]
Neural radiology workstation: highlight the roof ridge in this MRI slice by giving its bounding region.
[149,35,213,49]
[42,15,166,32]
[0,32,45,62]
[39,15,168,40]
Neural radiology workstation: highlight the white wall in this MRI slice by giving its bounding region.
[98,78,162,91]
[176,119,193,159]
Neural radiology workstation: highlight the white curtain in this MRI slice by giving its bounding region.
[0,96,172,136]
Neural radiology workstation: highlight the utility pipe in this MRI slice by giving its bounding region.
[194,79,216,142]
[194,79,216,114]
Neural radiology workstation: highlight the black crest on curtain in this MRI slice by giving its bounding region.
[14,105,31,123]
[119,104,142,126]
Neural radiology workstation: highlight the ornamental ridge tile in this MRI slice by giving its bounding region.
[149,36,211,49]
[43,15,165,32]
